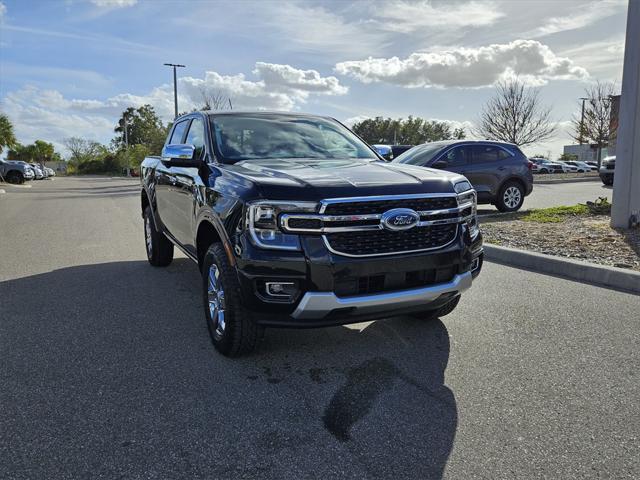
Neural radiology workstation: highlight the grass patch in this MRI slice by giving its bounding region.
[521,204,589,223]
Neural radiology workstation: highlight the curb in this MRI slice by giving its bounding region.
[534,177,600,185]
[483,243,640,295]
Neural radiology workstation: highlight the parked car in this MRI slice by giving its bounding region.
[371,144,393,160]
[557,162,579,173]
[585,161,599,169]
[140,111,483,356]
[563,161,596,172]
[599,156,615,185]
[0,159,35,184]
[394,140,533,212]
[44,167,56,177]
[391,145,414,158]
[529,158,563,174]
[28,163,45,179]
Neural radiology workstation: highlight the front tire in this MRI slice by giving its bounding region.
[202,243,263,357]
[143,206,173,266]
[6,171,24,184]
[496,181,525,212]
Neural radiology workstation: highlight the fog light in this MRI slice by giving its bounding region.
[265,281,297,298]
[471,258,480,272]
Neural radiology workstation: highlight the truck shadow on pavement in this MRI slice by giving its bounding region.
[1,259,456,479]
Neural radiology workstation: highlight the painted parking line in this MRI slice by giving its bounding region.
[0,189,6,194]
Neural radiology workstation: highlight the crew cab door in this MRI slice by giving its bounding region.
[155,118,191,245]
[168,117,207,253]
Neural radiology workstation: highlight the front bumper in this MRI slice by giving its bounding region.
[292,271,472,320]
[234,226,483,327]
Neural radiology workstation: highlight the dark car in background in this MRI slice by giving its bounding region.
[394,140,533,212]
[599,156,615,185]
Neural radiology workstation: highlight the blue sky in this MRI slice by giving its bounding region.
[0,0,629,158]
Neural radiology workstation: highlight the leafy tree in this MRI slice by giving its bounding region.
[570,81,616,166]
[113,104,167,154]
[0,113,17,154]
[475,79,556,147]
[7,140,60,163]
[559,153,578,161]
[351,116,465,145]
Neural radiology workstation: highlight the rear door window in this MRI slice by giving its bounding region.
[471,145,500,164]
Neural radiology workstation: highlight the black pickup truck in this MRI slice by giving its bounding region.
[140,112,483,356]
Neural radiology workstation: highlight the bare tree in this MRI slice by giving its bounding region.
[571,81,616,166]
[199,87,233,111]
[475,79,556,147]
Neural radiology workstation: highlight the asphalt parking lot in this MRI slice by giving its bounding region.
[1,177,638,479]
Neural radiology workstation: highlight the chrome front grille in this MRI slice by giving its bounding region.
[279,193,475,257]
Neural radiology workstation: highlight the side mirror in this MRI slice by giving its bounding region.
[161,144,201,167]
[432,159,448,169]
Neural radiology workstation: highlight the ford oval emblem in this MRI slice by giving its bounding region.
[381,208,420,231]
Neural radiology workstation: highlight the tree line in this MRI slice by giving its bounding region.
[0,80,618,171]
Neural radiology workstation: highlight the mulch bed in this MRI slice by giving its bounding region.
[480,214,640,272]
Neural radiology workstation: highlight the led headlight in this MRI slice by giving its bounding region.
[247,201,317,251]
[454,181,480,240]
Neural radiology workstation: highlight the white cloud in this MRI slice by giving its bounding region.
[0,1,6,20]
[372,1,504,33]
[534,0,626,36]
[558,37,625,82]
[1,63,347,154]
[335,40,589,88]
[90,0,137,8]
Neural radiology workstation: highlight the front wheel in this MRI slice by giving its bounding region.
[143,206,173,266]
[6,171,24,184]
[496,181,525,212]
[202,243,263,357]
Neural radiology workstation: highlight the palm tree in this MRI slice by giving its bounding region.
[0,113,18,154]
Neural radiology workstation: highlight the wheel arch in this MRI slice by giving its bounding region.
[196,218,235,270]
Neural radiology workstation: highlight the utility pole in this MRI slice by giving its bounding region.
[611,0,640,229]
[578,97,588,145]
[163,63,186,119]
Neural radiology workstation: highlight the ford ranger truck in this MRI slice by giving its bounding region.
[140,112,483,356]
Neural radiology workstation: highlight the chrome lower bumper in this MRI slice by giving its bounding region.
[291,271,473,320]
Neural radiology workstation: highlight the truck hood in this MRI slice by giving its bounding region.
[225,158,464,200]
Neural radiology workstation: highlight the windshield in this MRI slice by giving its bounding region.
[393,143,447,165]
[209,114,378,163]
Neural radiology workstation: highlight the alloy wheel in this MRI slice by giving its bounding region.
[207,264,226,337]
[503,186,522,209]
[144,215,153,256]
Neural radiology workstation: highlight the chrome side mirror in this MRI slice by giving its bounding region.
[161,144,201,167]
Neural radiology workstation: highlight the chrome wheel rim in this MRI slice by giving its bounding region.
[503,186,522,209]
[144,216,153,256]
[207,265,226,337]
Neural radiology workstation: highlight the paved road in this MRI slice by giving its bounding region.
[1,177,638,479]
[478,179,611,214]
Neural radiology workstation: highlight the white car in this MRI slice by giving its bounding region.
[557,162,578,173]
[45,167,56,177]
[563,161,595,173]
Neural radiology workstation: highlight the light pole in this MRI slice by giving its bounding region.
[611,0,640,229]
[578,97,588,145]
[163,63,185,119]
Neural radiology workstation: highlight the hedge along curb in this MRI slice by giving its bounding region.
[483,243,640,295]
[534,177,601,185]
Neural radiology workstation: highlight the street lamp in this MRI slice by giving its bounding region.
[163,63,186,119]
[579,97,588,145]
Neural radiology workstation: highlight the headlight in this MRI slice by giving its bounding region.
[247,201,317,251]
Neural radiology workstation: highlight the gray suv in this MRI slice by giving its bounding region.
[0,159,35,184]
[394,140,534,212]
